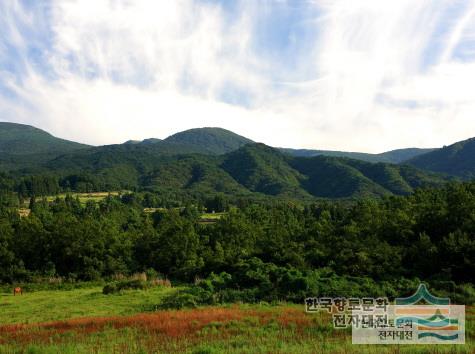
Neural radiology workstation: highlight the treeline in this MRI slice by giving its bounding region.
[0,171,252,210]
[0,172,102,201]
[0,182,474,301]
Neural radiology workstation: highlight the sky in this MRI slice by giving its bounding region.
[1,0,475,152]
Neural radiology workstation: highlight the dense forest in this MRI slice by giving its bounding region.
[1,181,474,304]
[1,122,474,305]
[0,143,448,202]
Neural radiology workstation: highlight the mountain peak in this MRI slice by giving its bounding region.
[164,127,253,155]
[408,136,475,179]
[0,121,89,155]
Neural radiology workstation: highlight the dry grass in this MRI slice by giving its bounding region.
[151,278,172,288]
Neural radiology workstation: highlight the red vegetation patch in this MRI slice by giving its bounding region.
[0,306,317,347]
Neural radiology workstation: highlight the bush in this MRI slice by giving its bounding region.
[102,279,149,294]
[160,287,213,309]
[160,292,200,309]
[218,288,260,303]
[102,283,117,295]
[197,272,231,293]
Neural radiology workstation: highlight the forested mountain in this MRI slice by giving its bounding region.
[281,147,435,163]
[221,144,442,198]
[1,122,472,199]
[290,155,443,198]
[222,144,311,199]
[163,127,254,155]
[124,138,162,145]
[407,137,475,179]
[7,142,446,200]
[0,122,90,170]
[0,122,88,155]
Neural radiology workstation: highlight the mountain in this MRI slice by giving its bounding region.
[164,127,254,155]
[0,122,437,168]
[290,154,443,198]
[378,148,437,163]
[407,137,475,179]
[281,147,435,163]
[45,141,204,171]
[221,144,445,199]
[141,155,251,197]
[124,138,162,145]
[0,122,90,170]
[221,144,311,199]
[136,141,424,200]
[43,142,446,199]
[0,122,88,155]
[123,140,141,145]
[0,122,450,199]
[142,138,162,145]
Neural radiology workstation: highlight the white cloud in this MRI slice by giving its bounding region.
[0,0,475,152]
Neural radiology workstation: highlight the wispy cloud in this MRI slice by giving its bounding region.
[0,0,474,151]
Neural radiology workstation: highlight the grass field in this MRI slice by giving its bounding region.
[199,212,226,224]
[200,213,226,220]
[44,192,122,204]
[0,285,473,353]
[20,192,123,208]
[0,286,177,324]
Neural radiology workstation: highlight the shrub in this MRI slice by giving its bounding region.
[102,279,149,294]
[160,287,213,309]
[145,268,159,280]
[218,288,260,303]
[160,292,200,309]
[119,279,148,290]
[102,283,117,295]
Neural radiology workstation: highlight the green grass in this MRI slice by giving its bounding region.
[21,192,124,208]
[0,285,473,353]
[0,286,178,324]
[200,212,226,220]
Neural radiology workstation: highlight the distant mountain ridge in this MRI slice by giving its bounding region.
[120,127,434,163]
[407,137,475,179]
[0,122,473,195]
[280,147,435,163]
[39,142,447,199]
[0,122,88,155]
[0,122,90,170]
[0,121,437,165]
[163,127,254,155]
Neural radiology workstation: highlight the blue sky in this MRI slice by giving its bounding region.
[1,0,475,152]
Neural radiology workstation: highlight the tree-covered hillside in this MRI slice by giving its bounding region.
[1,122,473,200]
[407,137,475,179]
[164,127,253,155]
[221,144,311,199]
[0,122,90,170]
[281,147,435,163]
[0,122,88,155]
[1,142,447,200]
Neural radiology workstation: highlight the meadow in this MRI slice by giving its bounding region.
[0,284,473,354]
[21,192,123,207]
[1,184,474,353]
